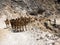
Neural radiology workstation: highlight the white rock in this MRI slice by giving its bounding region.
[56,18,60,25]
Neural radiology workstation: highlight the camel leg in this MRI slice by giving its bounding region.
[21,26,24,32]
[22,26,24,31]
[13,25,16,32]
[11,25,15,32]
[19,26,21,32]
[17,26,20,32]
[17,26,19,32]
[15,25,19,32]
[23,26,25,31]
[19,26,22,32]
[25,25,27,31]
[20,26,24,32]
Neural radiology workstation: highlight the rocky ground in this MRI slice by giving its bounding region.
[0,0,60,45]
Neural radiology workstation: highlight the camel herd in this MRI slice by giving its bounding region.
[5,17,33,32]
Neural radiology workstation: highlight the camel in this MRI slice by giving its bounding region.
[5,17,32,32]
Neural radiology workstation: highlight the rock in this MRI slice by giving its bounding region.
[56,18,60,25]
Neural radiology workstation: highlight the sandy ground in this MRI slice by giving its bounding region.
[0,29,36,45]
[0,27,60,45]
